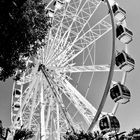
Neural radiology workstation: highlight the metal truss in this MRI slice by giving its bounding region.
[57,65,122,73]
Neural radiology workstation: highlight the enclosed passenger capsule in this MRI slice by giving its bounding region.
[54,0,64,10]
[12,115,16,122]
[0,67,2,73]
[110,82,131,104]
[116,25,133,44]
[46,9,55,18]
[115,51,135,72]
[99,114,120,134]
[13,89,21,98]
[64,0,71,2]
[112,3,126,22]
[13,73,21,81]
[14,102,20,111]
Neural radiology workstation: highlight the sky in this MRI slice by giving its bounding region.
[0,0,140,136]
[114,0,140,132]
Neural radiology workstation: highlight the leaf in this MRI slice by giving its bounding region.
[0,0,50,81]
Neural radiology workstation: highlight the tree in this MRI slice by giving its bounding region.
[0,120,11,140]
[13,128,34,140]
[0,0,51,81]
[0,120,34,140]
[126,128,140,140]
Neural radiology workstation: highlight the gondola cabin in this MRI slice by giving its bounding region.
[0,67,2,73]
[64,0,71,2]
[112,3,126,22]
[54,0,64,10]
[46,9,55,18]
[110,82,131,104]
[15,123,21,129]
[13,116,20,122]
[17,117,21,121]
[116,25,133,44]
[115,51,135,72]
[12,115,16,122]
[14,102,20,111]
[13,89,21,98]
[99,114,120,134]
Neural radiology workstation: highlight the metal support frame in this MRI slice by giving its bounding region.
[87,0,116,132]
[39,64,75,133]
[40,78,46,140]
[57,65,122,73]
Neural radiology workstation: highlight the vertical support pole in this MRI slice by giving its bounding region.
[50,113,53,140]
[56,102,60,140]
[45,94,52,139]
[40,64,75,133]
[35,128,40,140]
[40,79,46,140]
[19,89,22,127]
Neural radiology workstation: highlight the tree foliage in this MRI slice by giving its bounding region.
[126,128,140,140]
[63,130,103,140]
[0,0,51,81]
[13,128,34,140]
[0,120,11,140]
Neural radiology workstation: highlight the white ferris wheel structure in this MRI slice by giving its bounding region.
[10,0,135,139]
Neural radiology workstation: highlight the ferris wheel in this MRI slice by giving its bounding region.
[10,0,135,139]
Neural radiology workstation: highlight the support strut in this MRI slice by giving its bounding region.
[87,0,116,132]
[39,64,75,134]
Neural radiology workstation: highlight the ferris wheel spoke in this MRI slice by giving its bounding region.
[52,0,82,34]
[45,2,68,62]
[45,31,54,63]
[50,0,82,44]
[54,111,69,132]
[42,72,84,133]
[53,105,82,133]
[43,0,54,10]
[47,0,101,65]
[71,14,111,49]
[61,15,111,66]
[53,108,72,134]
[46,37,95,67]
[53,0,101,48]
[40,66,75,132]
[46,0,83,63]
[45,31,69,65]
[64,0,102,46]
[24,116,39,130]
[57,65,122,73]
[61,79,105,125]
[46,12,69,63]
[16,61,41,85]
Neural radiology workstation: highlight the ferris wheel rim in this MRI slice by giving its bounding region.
[87,0,116,132]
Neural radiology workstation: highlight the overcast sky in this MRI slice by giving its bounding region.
[114,0,140,132]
